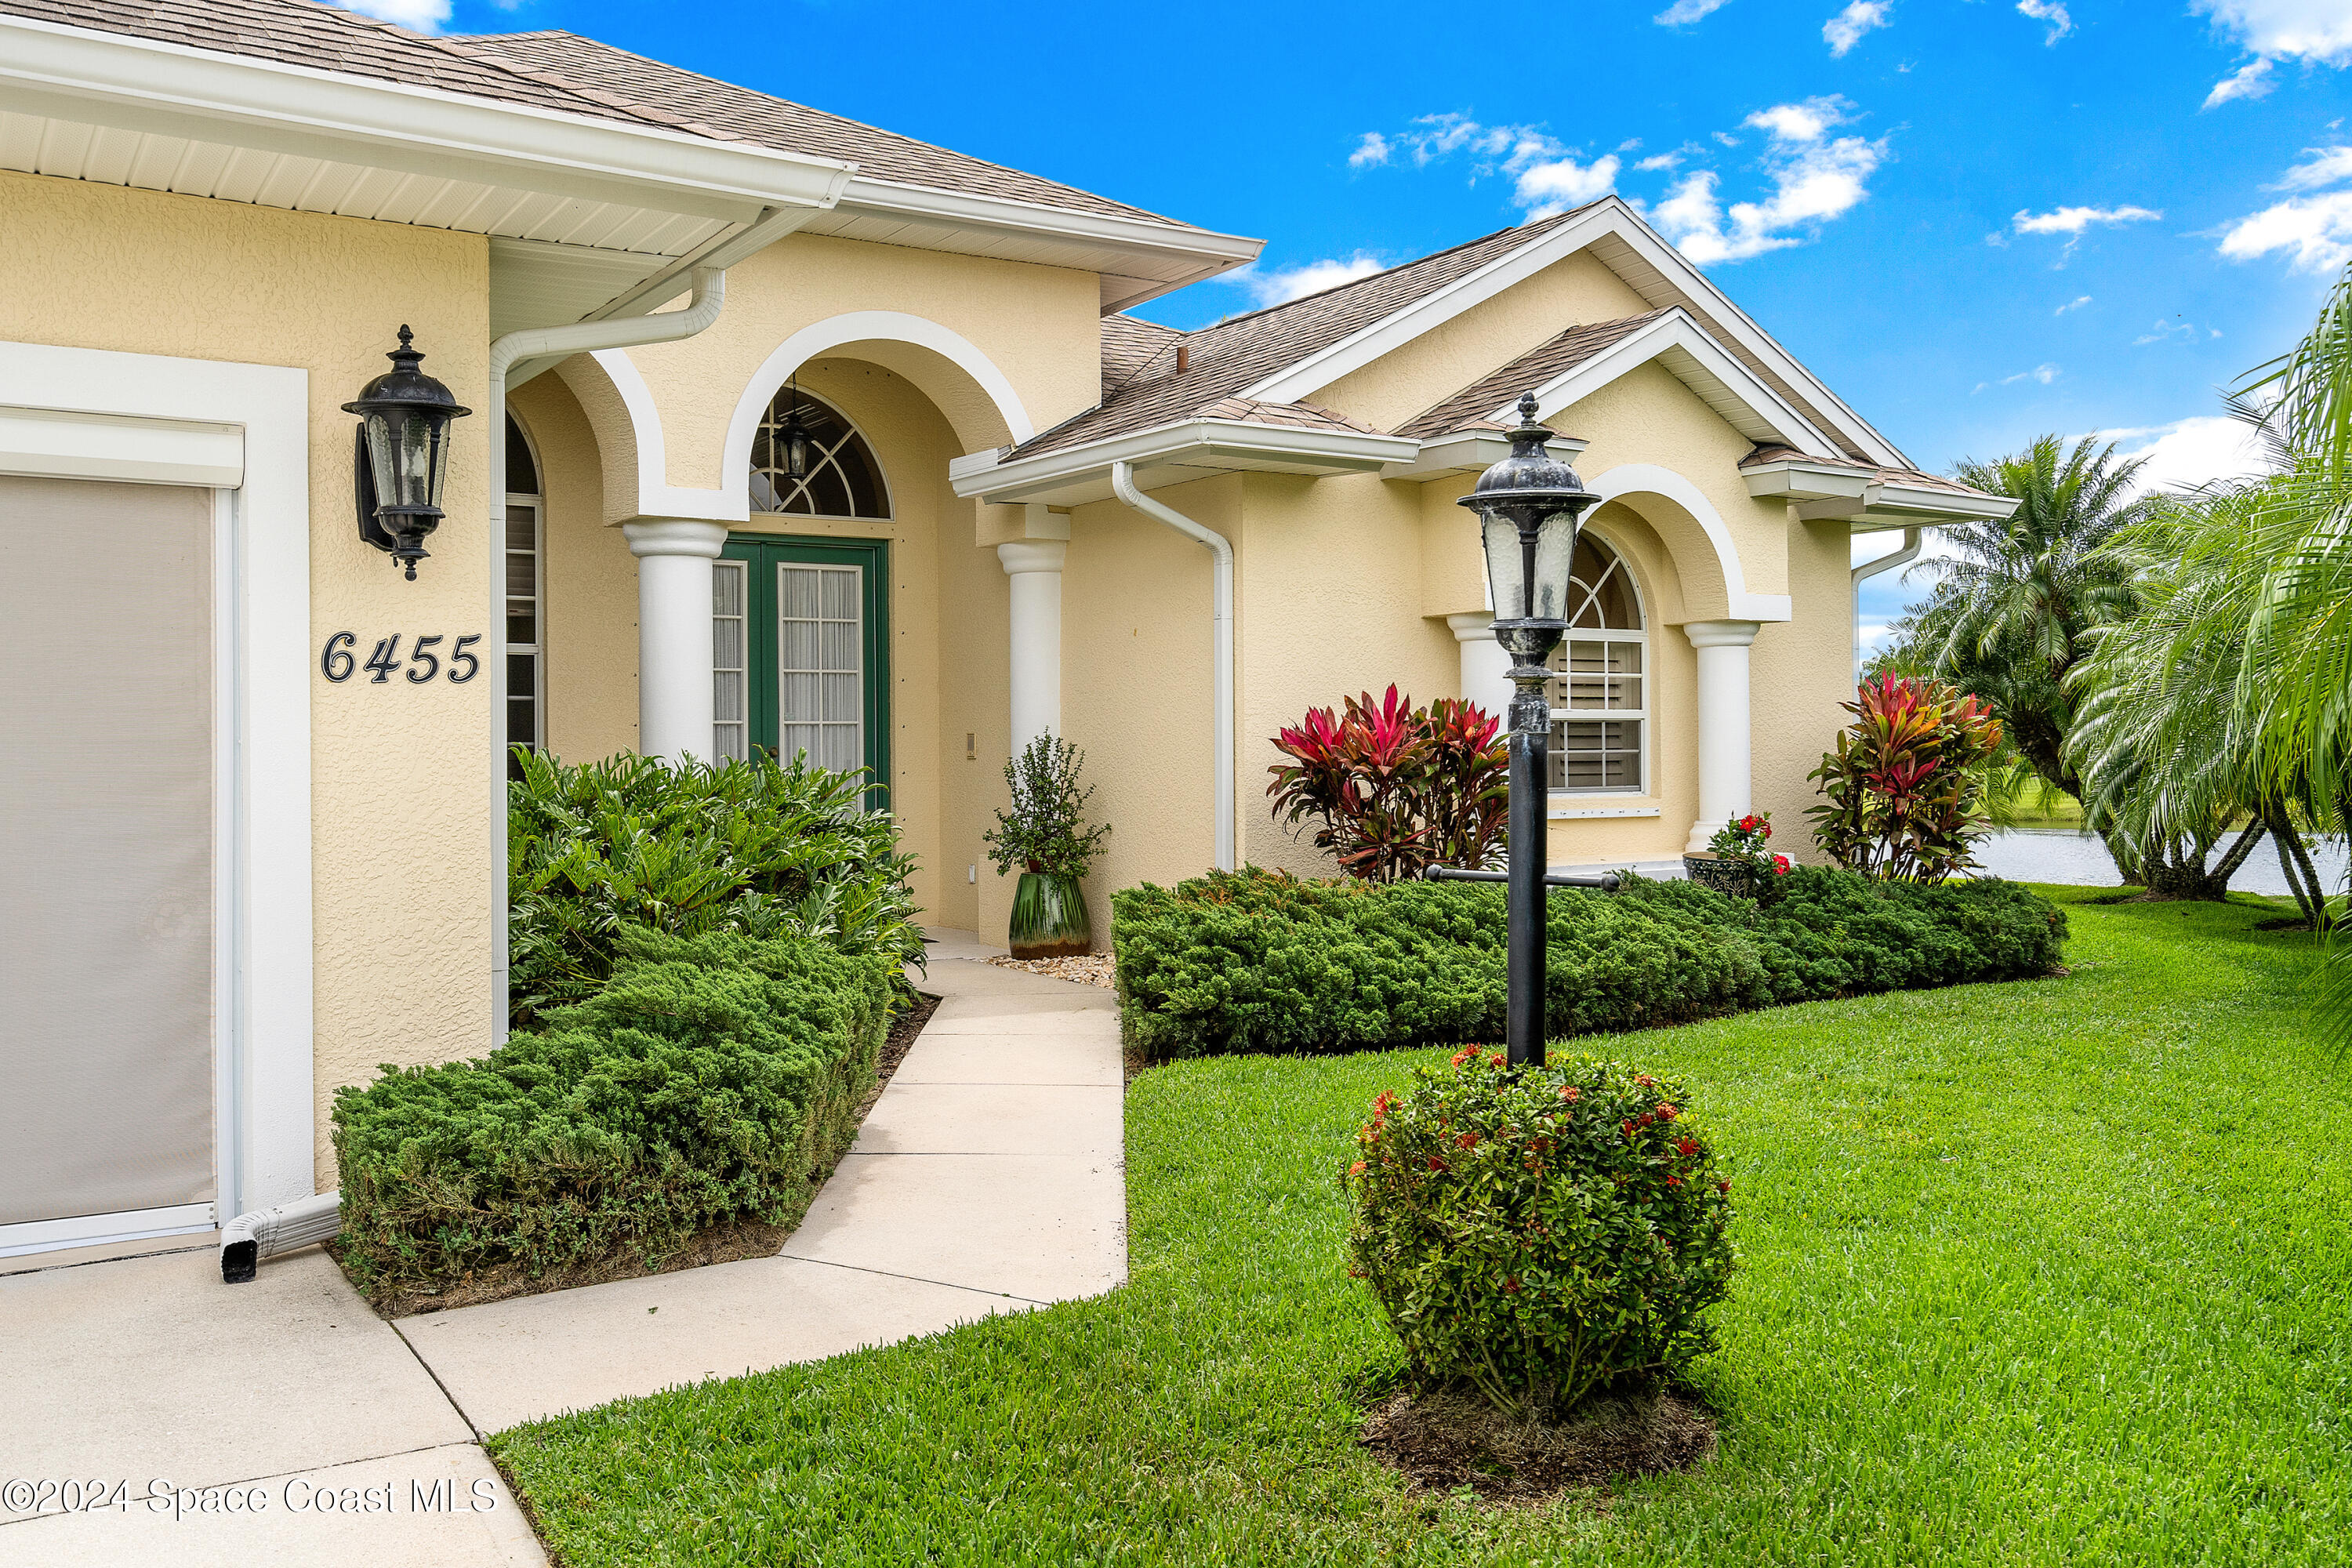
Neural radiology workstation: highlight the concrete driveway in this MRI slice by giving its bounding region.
[0,932,1122,1563]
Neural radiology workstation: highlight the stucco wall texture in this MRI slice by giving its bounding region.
[0,172,495,1185]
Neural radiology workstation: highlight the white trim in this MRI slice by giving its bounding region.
[1236,198,1908,469]
[1586,462,1791,623]
[0,13,855,224]
[0,339,314,1241]
[0,1203,218,1260]
[1549,804,1662,819]
[1510,310,1842,460]
[951,416,1417,504]
[1382,430,1583,481]
[0,405,244,487]
[834,176,1261,276]
[1548,524,1651,797]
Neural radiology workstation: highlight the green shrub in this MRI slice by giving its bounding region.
[508,746,920,1026]
[1345,1051,1736,1414]
[1112,865,2066,1058]
[332,928,891,1301]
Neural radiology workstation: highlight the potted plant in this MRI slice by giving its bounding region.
[1684,812,1790,901]
[984,735,1112,958]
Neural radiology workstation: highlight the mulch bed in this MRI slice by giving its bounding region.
[1361,1385,1715,1508]
[355,993,941,1320]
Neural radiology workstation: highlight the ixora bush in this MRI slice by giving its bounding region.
[507,747,920,1026]
[1345,1051,1735,1415]
[1810,675,2003,882]
[1112,865,2065,1059]
[1268,686,1507,883]
[1686,812,1791,902]
[334,928,891,1305]
[983,735,1111,959]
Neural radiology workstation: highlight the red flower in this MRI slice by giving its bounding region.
[1502,1276,1522,1294]
[1374,1091,1396,1114]
[1559,1085,1580,1102]
[1621,1120,1635,1137]
[1450,1047,1476,1067]
[1427,1156,1447,1172]
[1658,1103,1678,1120]
[1773,854,1791,874]
[1636,1075,1657,1088]
[1349,1160,1367,1176]
[1488,1052,1505,1069]
[1454,1131,1478,1149]
[1760,821,1772,839]
[1718,1179,1731,1194]
[1676,1137,1697,1157]
[1666,1175,1682,1186]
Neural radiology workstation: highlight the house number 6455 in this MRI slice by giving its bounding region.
[320,632,482,684]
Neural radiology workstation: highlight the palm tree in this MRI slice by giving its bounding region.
[1897,434,2149,870]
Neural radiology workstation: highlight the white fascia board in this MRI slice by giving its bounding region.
[0,14,856,225]
[951,419,1417,503]
[838,176,1263,279]
[1513,313,1843,460]
[1741,459,1876,503]
[1381,430,1585,481]
[1240,197,1907,470]
[1862,485,2019,522]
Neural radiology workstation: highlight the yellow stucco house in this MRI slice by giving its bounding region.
[0,0,2010,1258]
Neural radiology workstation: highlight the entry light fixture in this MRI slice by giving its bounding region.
[344,325,471,580]
[778,376,813,481]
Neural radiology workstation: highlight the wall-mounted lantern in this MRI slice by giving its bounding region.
[344,325,471,580]
[777,376,813,481]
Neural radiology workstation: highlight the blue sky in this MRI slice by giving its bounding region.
[389,0,2352,638]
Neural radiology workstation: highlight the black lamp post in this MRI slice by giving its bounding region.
[1452,392,1603,1066]
[343,325,471,580]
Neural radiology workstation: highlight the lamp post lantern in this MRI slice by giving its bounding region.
[1457,393,1602,1066]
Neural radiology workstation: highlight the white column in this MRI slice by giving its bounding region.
[623,518,729,763]
[999,539,1066,753]
[1446,612,1515,720]
[1682,619,1762,852]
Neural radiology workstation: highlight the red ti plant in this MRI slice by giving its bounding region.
[1806,674,2003,882]
[1267,686,1508,883]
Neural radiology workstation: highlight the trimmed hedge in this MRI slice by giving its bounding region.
[333,927,891,1301]
[1112,865,2066,1059]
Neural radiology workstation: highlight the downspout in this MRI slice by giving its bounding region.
[487,265,731,1038]
[1110,459,1236,870]
[1849,525,1921,686]
[220,267,736,1286]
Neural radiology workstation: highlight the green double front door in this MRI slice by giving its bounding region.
[713,535,890,797]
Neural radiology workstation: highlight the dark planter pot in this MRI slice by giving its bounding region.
[1010,870,1092,959]
[1682,852,1755,898]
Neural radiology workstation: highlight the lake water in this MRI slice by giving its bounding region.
[1972,828,2349,897]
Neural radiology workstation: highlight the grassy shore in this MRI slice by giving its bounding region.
[493,889,2348,1566]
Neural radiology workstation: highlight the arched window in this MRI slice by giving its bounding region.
[748,387,891,518]
[504,413,544,771]
[1546,532,1647,793]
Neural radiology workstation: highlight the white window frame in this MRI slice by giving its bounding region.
[747,390,894,521]
[1548,528,1652,799]
[0,339,314,1257]
[712,557,748,761]
[504,417,545,755]
[774,560,865,772]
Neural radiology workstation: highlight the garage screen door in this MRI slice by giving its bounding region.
[0,476,215,1229]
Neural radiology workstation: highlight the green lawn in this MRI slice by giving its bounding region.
[493,889,2352,1566]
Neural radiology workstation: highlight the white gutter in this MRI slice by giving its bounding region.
[1850,527,1922,685]
[1111,460,1236,870]
[951,418,1414,504]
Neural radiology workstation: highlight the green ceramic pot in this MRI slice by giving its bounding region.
[1009,869,1092,959]
[1682,852,1755,899]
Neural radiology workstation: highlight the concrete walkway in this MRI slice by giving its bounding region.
[0,931,1122,1563]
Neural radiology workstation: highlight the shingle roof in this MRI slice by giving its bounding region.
[1012,206,1603,459]
[452,31,1174,223]
[0,0,675,128]
[4,0,1186,225]
[1099,314,1184,396]
[1740,443,1994,500]
[1396,311,1675,439]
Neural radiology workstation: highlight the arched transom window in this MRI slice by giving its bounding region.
[1545,532,1647,793]
[748,386,891,518]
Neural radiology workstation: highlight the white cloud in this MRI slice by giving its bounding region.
[2271,143,2352,189]
[1825,1,1892,56]
[2012,204,2163,235]
[2056,295,2092,314]
[1656,0,1734,24]
[2134,318,2201,344]
[1650,97,1886,266]
[1230,256,1387,307]
[2195,0,2352,107]
[2016,0,2072,45]
[1973,363,2061,392]
[2098,416,2270,496]
[1345,114,1624,218]
[1635,150,1688,172]
[339,0,450,27]
[2219,187,2352,270]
